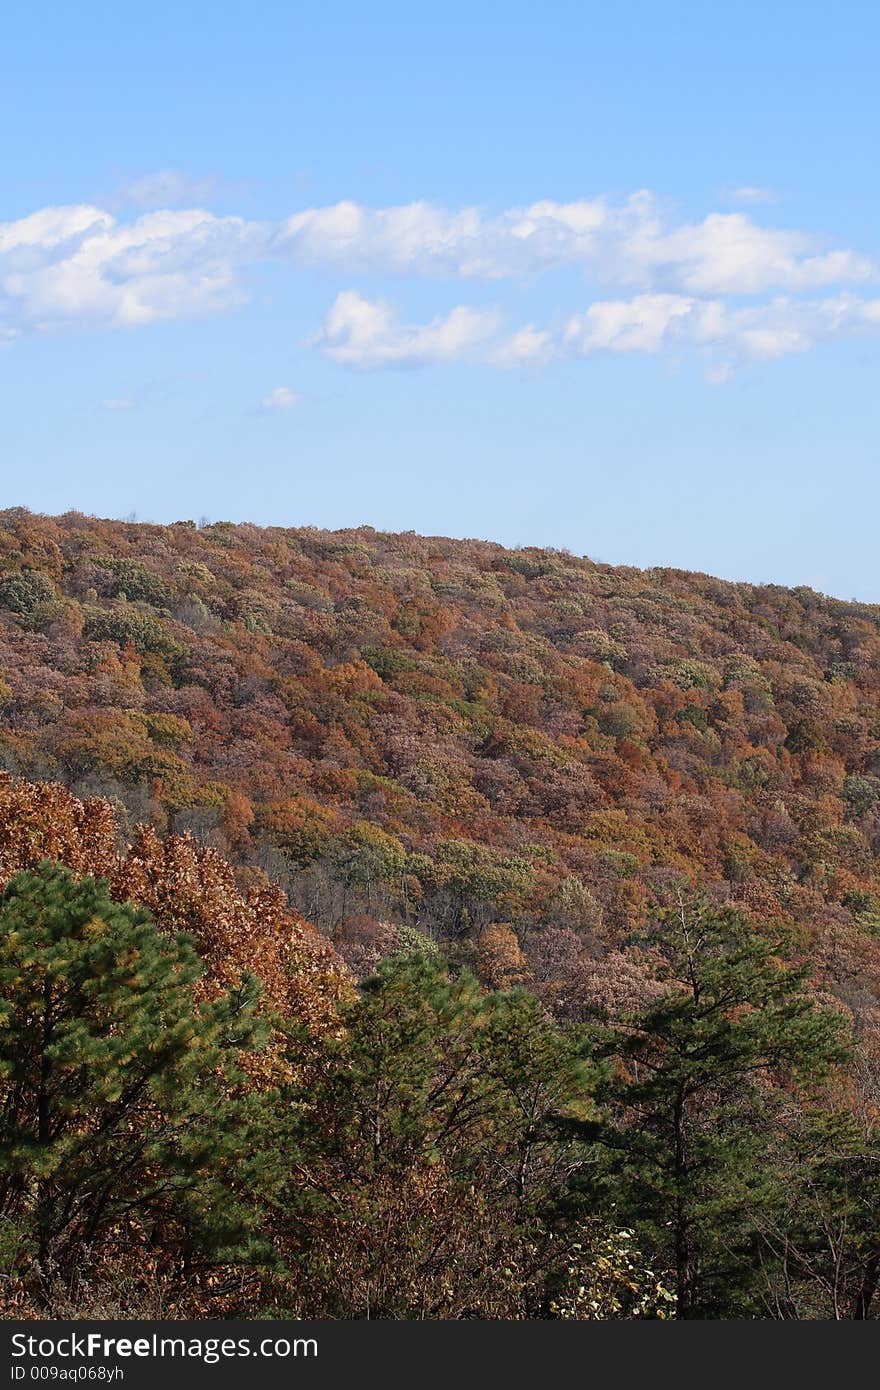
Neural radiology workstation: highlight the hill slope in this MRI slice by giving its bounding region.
[1,508,879,1035]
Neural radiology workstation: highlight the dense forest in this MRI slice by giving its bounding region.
[1,508,880,1318]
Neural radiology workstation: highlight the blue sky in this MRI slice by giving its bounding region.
[2,1,879,597]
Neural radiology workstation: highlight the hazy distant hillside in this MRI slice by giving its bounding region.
[2,507,879,1029]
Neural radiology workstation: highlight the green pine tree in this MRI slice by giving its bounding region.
[0,860,266,1281]
[587,898,850,1318]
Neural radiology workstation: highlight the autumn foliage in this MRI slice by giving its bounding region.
[3,508,880,1318]
[1,508,879,1036]
[0,772,348,1033]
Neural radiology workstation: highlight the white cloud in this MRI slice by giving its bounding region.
[490,323,558,367]
[2,189,880,380]
[0,204,113,253]
[0,206,257,332]
[259,385,300,411]
[277,198,608,278]
[564,294,696,354]
[315,290,501,368]
[308,286,880,378]
[546,290,880,375]
[617,211,876,295]
[101,396,139,411]
[277,194,877,295]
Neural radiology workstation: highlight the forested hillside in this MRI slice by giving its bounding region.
[2,508,879,1012]
[2,508,880,1318]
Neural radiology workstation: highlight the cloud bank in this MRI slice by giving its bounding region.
[2,187,879,378]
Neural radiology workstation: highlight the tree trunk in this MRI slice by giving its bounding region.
[673,1092,692,1317]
